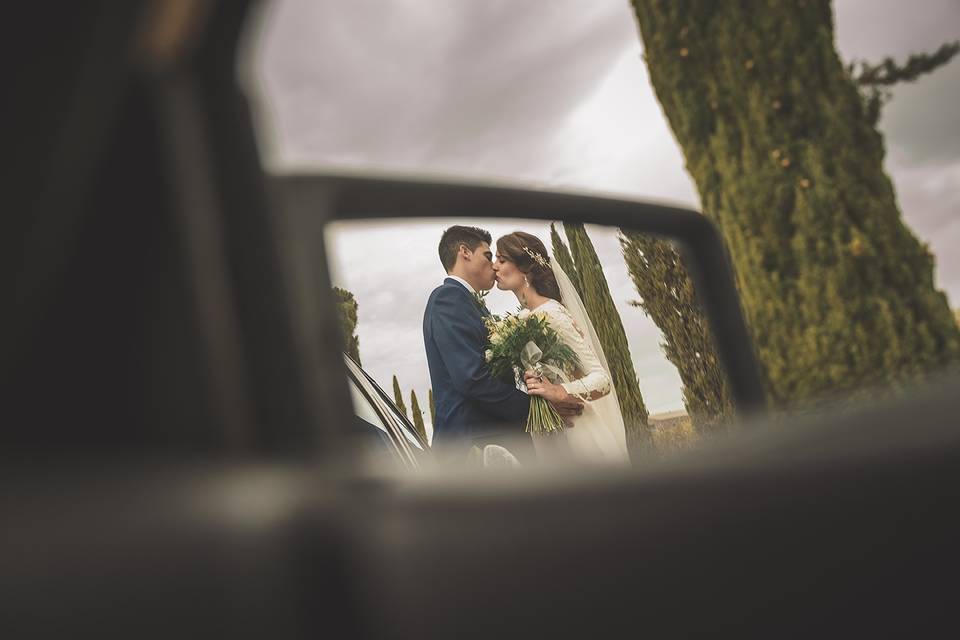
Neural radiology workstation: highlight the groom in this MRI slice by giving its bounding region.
[423,225,581,464]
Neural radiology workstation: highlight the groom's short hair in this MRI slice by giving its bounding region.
[439,225,491,272]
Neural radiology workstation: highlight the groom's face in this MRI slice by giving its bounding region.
[465,241,496,291]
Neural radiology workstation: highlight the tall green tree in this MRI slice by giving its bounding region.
[428,388,436,425]
[558,223,652,455]
[410,390,428,444]
[620,231,734,432]
[392,374,408,419]
[629,2,960,408]
[550,223,583,298]
[332,287,361,364]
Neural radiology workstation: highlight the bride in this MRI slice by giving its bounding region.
[493,230,630,464]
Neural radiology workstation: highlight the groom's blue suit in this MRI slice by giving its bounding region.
[423,278,531,456]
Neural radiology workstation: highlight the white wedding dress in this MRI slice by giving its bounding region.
[529,281,630,465]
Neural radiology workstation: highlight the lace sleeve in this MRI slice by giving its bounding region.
[544,304,612,402]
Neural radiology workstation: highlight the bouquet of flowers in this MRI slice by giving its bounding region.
[484,308,581,434]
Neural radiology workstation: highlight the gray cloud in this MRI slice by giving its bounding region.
[252,0,639,176]
[833,0,959,60]
[834,0,960,166]
[880,64,960,167]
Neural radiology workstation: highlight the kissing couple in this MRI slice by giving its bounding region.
[423,225,630,467]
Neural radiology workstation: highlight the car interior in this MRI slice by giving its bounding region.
[4,2,959,638]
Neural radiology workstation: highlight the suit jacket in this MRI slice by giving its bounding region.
[423,278,530,451]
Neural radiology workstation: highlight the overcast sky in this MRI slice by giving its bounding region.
[244,0,960,426]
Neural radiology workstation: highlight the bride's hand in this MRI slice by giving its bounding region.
[524,370,576,404]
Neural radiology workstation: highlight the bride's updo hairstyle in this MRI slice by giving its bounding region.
[496,231,562,302]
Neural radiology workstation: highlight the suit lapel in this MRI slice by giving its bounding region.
[444,278,488,319]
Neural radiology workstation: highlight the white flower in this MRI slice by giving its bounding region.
[490,331,503,345]
[518,309,531,320]
[485,349,493,362]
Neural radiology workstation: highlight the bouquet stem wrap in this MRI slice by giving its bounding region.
[521,341,571,435]
[483,309,580,437]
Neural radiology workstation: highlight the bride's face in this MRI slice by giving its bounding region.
[493,252,525,292]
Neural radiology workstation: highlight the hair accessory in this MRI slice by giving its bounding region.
[521,246,549,268]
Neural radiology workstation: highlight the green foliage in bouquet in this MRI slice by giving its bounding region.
[484,312,579,384]
[483,311,581,434]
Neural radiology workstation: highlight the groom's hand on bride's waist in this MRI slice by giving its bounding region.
[548,398,583,423]
[524,371,581,405]
[550,398,584,415]
[523,370,582,425]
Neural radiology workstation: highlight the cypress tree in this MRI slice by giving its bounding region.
[332,286,361,364]
[550,222,583,298]
[620,230,734,432]
[392,375,408,419]
[629,2,960,408]
[560,223,652,455]
[410,390,428,444]
[428,388,436,425]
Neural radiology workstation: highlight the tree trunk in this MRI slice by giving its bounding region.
[630,0,960,408]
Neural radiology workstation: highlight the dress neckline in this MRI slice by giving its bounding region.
[530,299,559,312]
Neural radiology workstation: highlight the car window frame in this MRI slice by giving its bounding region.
[268,173,768,451]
